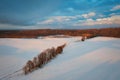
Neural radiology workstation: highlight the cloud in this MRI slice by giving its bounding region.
[111,5,120,11]
[37,13,120,29]
[38,12,96,25]
[74,15,120,26]
[81,12,96,18]
[39,19,54,24]
[38,16,77,24]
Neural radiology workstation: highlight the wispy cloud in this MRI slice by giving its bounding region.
[37,12,120,29]
[38,16,77,24]
[81,12,96,18]
[74,15,120,26]
[38,12,96,25]
[111,5,120,11]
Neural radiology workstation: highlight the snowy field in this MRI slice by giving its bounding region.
[0,36,120,80]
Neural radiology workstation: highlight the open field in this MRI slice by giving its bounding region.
[0,36,120,80]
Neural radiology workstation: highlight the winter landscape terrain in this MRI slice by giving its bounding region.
[0,36,120,80]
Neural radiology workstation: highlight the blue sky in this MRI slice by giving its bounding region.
[0,0,120,29]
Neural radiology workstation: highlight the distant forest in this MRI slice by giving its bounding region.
[0,28,120,38]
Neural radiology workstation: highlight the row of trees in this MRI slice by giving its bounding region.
[0,28,120,38]
[23,44,66,75]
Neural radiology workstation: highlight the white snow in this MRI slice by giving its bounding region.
[0,36,120,80]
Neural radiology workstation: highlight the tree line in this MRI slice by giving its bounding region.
[0,27,120,38]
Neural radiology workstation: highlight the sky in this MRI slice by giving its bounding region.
[0,0,120,30]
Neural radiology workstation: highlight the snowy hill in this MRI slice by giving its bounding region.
[0,36,120,80]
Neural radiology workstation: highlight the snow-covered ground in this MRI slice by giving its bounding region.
[0,36,120,80]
